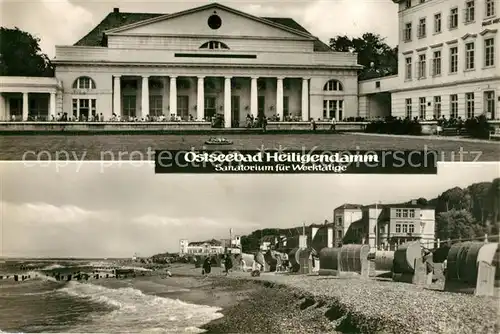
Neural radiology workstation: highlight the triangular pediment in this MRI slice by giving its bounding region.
[461,33,477,40]
[105,3,314,40]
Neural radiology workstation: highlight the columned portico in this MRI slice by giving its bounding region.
[169,76,177,117]
[301,78,309,121]
[141,76,149,119]
[113,75,121,116]
[250,76,258,118]
[224,76,232,128]
[197,76,205,121]
[276,77,284,118]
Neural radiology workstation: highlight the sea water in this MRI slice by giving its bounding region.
[0,261,223,333]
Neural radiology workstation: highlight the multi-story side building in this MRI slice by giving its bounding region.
[337,200,436,251]
[359,0,499,121]
[332,204,364,247]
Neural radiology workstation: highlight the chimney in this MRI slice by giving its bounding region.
[327,227,333,248]
[113,7,119,13]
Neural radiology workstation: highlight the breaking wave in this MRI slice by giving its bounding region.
[58,281,223,333]
[41,264,66,271]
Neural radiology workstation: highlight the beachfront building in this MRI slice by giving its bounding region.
[337,200,436,251]
[179,239,189,254]
[360,0,500,120]
[184,239,225,255]
[0,2,361,126]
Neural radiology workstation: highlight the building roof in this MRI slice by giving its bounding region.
[334,203,364,211]
[74,9,332,52]
[362,203,434,209]
[188,239,222,246]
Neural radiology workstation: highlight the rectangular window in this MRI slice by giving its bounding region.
[403,209,409,218]
[466,92,475,118]
[395,224,401,233]
[72,99,78,118]
[409,224,415,233]
[450,94,458,118]
[433,96,441,118]
[396,209,402,218]
[409,209,416,218]
[485,38,495,67]
[405,98,412,118]
[283,96,289,117]
[450,46,458,73]
[91,99,96,117]
[434,13,442,33]
[418,54,426,78]
[419,97,426,119]
[449,8,458,29]
[485,91,495,120]
[486,0,495,18]
[405,57,412,80]
[323,100,327,119]
[149,95,163,117]
[465,42,475,70]
[406,0,411,9]
[177,95,189,120]
[337,230,343,239]
[465,0,475,23]
[404,23,412,42]
[432,50,442,76]
[123,95,137,119]
[418,18,426,38]
[402,224,408,233]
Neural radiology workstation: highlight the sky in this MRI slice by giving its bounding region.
[1,162,499,258]
[0,0,399,58]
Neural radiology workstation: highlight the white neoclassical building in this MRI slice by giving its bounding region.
[360,0,500,121]
[0,3,361,127]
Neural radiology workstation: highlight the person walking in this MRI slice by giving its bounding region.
[202,257,212,277]
[330,117,336,133]
[224,255,233,275]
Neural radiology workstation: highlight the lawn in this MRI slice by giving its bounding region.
[0,133,498,161]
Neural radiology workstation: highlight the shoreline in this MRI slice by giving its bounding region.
[168,266,499,334]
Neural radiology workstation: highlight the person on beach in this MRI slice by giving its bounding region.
[330,117,336,132]
[202,257,212,277]
[224,255,233,275]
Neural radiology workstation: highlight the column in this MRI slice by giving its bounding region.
[224,76,232,128]
[49,92,56,120]
[169,76,177,117]
[197,76,205,121]
[250,76,258,118]
[113,75,121,117]
[276,77,284,118]
[22,92,28,121]
[301,78,309,121]
[0,94,5,121]
[141,75,149,119]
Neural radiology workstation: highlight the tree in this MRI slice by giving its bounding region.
[435,209,484,241]
[0,27,54,77]
[329,33,398,80]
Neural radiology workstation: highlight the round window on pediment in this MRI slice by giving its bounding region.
[208,14,222,30]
